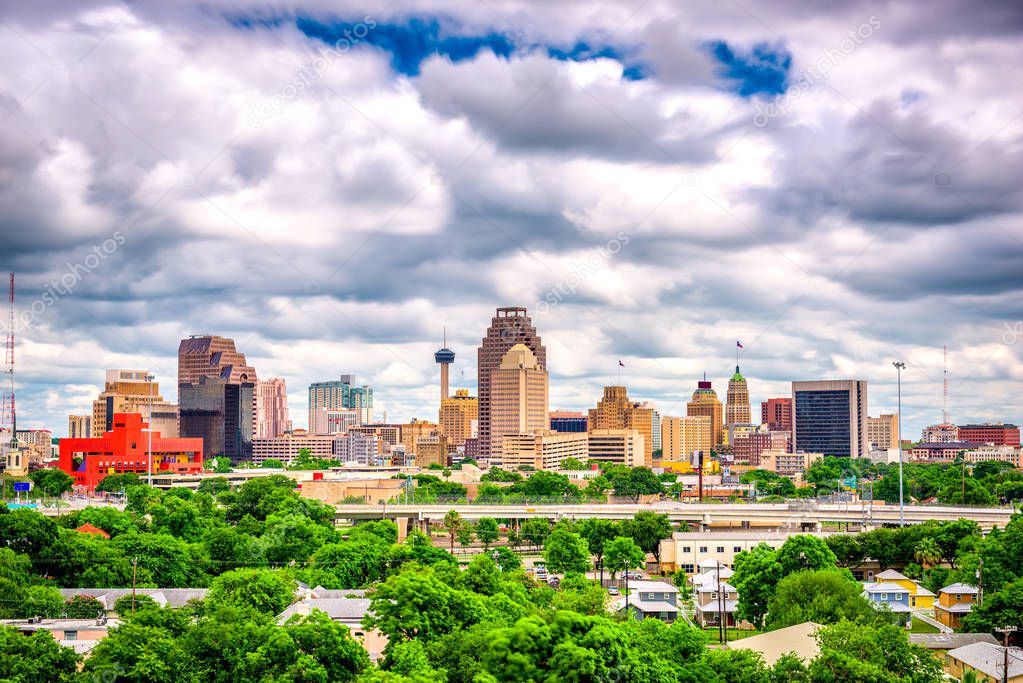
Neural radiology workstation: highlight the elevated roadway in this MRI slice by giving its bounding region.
[334,501,1017,532]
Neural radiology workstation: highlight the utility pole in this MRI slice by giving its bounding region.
[995,627,1017,683]
[720,564,728,642]
[131,556,138,614]
[146,373,154,487]
[623,560,630,620]
[977,557,984,606]
[892,361,906,527]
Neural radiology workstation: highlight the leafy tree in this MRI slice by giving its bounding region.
[603,536,645,579]
[703,648,771,683]
[512,471,580,499]
[0,507,60,559]
[114,593,160,615]
[29,469,73,498]
[732,543,783,629]
[260,458,285,469]
[825,534,865,568]
[64,594,105,618]
[95,472,143,493]
[620,511,671,562]
[85,620,192,683]
[519,518,552,549]
[456,521,475,547]
[775,534,837,574]
[559,457,588,471]
[812,619,942,682]
[914,537,942,570]
[490,546,521,573]
[475,517,500,550]
[459,554,502,596]
[364,567,483,643]
[206,568,296,617]
[961,576,1023,634]
[543,528,591,575]
[196,476,231,496]
[0,627,81,682]
[765,570,875,630]
[552,574,608,615]
[610,467,664,501]
[480,468,522,483]
[578,518,619,581]
[858,527,901,569]
[443,510,463,552]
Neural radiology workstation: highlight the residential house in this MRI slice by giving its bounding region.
[0,617,121,656]
[910,633,999,671]
[861,582,912,626]
[935,582,978,629]
[693,580,743,628]
[874,569,935,609]
[946,642,1023,683]
[688,560,734,590]
[611,580,679,623]
[277,587,387,660]
[58,588,208,615]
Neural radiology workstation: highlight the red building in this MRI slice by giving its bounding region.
[957,424,1020,447]
[59,413,203,490]
[761,398,793,432]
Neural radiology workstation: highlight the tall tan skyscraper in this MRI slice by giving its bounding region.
[867,414,899,450]
[687,378,724,447]
[439,389,478,446]
[588,386,654,466]
[477,307,546,459]
[68,414,92,439]
[490,344,549,455]
[255,377,289,439]
[92,369,178,438]
[661,415,712,461]
[726,365,751,426]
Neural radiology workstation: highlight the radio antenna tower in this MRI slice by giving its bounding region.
[942,344,949,425]
[3,273,16,450]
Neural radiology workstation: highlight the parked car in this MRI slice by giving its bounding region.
[625,571,644,580]
[607,586,620,596]
[548,577,560,589]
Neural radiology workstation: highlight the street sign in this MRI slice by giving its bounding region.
[12,482,31,492]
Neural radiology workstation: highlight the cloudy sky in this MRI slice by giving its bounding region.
[1,0,1021,439]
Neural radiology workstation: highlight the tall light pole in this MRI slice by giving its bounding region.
[892,361,906,527]
[146,373,154,487]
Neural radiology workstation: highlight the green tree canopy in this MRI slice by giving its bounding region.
[766,569,876,630]
[543,528,591,575]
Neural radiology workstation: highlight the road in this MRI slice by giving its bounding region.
[333,501,1017,530]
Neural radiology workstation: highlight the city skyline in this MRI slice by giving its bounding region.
[0,1,1020,440]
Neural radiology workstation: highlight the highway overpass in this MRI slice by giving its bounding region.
[334,501,1018,535]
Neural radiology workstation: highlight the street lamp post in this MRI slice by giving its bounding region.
[146,374,154,487]
[892,361,906,527]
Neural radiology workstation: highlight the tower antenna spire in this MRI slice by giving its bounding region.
[4,273,16,450]
[943,344,949,424]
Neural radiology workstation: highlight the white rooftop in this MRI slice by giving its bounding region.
[875,569,910,581]
[948,643,1023,678]
[940,582,979,594]
[863,582,910,593]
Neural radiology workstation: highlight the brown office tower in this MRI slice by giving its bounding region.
[177,335,257,386]
[477,307,546,460]
[178,335,257,463]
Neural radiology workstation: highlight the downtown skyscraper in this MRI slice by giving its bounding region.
[477,307,546,460]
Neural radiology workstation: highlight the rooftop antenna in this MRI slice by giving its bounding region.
[942,344,949,425]
[3,273,16,449]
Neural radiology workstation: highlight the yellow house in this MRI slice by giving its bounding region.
[875,569,935,609]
